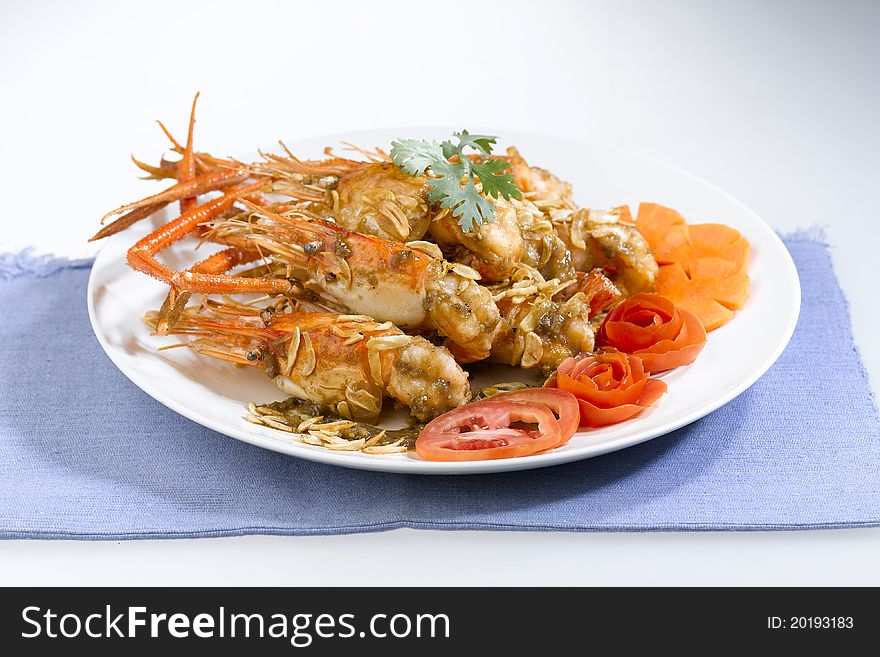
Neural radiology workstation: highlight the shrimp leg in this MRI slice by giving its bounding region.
[94,95,204,245]
[90,202,170,242]
[177,92,200,215]
[100,168,248,225]
[153,245,263,334]
[126,180,292,296]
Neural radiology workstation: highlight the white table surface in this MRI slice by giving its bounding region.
[2,0,878,586]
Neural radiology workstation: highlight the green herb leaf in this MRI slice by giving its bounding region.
[389,139,444,176]
[391,130,521,233]
[425,161,465,205]
[441,177,495,233]
[455,130,498,155]
[471,160,520,200]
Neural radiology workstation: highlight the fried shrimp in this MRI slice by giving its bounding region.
[553,207,658,296]
[144,302,469,422]
[209,205,502,361]
[428,195,525,282]
[483,266,595,372]
[507,148,657,295]
[431,194,575,285]
[513,196,576,283]
[507,146,576,212]
[253,151,435,242]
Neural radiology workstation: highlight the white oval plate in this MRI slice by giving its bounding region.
[88,128,800,474]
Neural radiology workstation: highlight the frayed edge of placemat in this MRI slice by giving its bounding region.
[780,227,878,412]
[0,249,94,280]
[777,225,830,245]
[3,518,880,540]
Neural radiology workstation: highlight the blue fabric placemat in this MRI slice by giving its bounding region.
[1,235,878,539]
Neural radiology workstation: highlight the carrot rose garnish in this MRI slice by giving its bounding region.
[546,349,667,427]
[596,293,707,373]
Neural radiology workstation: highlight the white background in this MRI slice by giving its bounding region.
[1,0,878,585]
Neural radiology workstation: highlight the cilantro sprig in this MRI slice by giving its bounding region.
[390,130,522,232]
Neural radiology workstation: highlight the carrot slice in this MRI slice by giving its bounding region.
[688,223,741,245]
[671,294,734,332]
[636,202,686,231]
[687,235,750,274]
[615,205,635,226]
[635,203,690,265]
[655,261,689,288]
[656,263,738,330]
[685,256,738,279]
[689,274,750,310]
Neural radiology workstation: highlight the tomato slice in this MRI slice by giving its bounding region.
[416,400,562,462]
[483,388,580,446]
